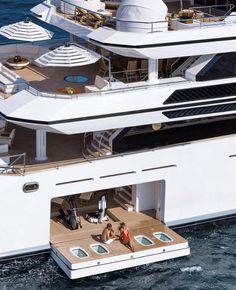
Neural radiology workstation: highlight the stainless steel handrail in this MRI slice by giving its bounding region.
[0,153,26,175]
[56,0,236,33]
[191,4,235,17]
[26,75,190,100]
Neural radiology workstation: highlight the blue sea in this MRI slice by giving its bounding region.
[0,1,236,289]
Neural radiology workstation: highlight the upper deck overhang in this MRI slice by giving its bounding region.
[88,23,236,59]
[2,76,236,134]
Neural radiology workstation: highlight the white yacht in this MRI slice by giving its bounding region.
[0,0,236,279]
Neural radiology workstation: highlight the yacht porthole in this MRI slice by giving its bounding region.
[23,182,39,193]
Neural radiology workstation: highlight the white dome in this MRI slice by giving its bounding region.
[117,0,167,22]
[116,0,168,33]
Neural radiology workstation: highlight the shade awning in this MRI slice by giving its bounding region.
[0,19,54,42]
[34,43,101,67]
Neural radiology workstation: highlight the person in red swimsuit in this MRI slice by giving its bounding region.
[119,222,134,252]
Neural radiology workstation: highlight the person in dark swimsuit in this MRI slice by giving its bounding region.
[119,222,134,252]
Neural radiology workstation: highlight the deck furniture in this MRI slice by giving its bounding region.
[80,12,106,29]
[0,144,8,154]
[75,7,87,20]
[98,58,109,77]
[6,56,29,70]
[57,87,82,94]
[139,59,148,80]
[85,75,109,92]
[0,120,6,133]
[0,128,16,149]
[123,60,138,82]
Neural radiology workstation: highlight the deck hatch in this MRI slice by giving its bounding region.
[71,247,89,259]
[134,235,154,246]
[153,232,173,242]
[90,244,109,255]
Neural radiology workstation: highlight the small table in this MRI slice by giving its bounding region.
[57,87,82,94]
[6,57,29,70]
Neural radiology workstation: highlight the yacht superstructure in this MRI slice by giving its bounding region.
[0,0,236,279]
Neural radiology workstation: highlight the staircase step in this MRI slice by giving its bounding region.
[86,145,101,157]
[122,186,132,197]
[106,209,120,222]
[87,144,111,157]
[91,143,112,155]
[103,130,116,138]
[82,149,95,159]
[116,186,132,198]
[117,191,132,204]
[93,137,110,150]
[114,194,133,212]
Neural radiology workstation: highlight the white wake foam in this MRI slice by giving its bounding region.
[180,266,202,273]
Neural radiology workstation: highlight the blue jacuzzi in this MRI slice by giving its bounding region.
[64,75,89,84]
[153,232,173,242]
[90,244,109,255]
[134,235,154,246]
[71,247,89,258]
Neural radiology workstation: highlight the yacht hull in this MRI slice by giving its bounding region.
[0,134,235,259]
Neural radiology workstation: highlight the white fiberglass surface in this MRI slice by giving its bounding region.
[90,244,109,255]
[134,235,154,246]
[71,247,89,258]
[153,232,173,242]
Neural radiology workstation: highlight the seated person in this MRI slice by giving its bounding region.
[119,222,134,252]
[101,223,118,244]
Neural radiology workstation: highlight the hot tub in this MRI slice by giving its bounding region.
[90,244,109,255]
[153,232,173,242]
[134,235,154,246]
[71,247,89,258]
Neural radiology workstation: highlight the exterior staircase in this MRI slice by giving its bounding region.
[171,56,200,77]
[114,186,134,212]
[83,128,123,158]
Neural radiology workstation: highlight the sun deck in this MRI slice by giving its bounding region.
[55,0,234,33]
[5,63,97,95]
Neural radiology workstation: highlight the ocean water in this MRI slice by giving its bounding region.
[0,222,235,289]
[0,1,236,289]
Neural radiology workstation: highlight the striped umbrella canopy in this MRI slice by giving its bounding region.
[0,19,53,42]
[34,43,101,67]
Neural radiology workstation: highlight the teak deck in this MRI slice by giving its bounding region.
[50,205,188,268]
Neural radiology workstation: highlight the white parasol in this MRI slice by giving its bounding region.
[34,43,101,67]
[0,18,54,42]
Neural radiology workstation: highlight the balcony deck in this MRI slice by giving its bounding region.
[7,124,85,166]
[8,62,98,94]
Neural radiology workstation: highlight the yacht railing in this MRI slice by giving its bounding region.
[54,0,235,33]
[26,76,190,100]
[0,153,26,175]
[25,142,190,174]
[191,4,235,18]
